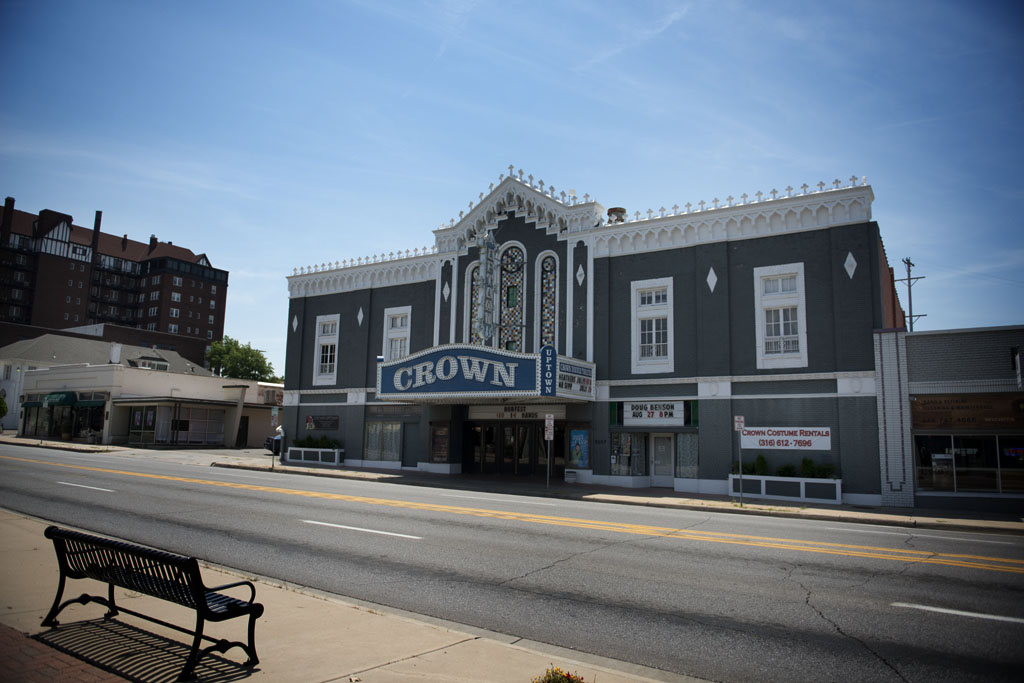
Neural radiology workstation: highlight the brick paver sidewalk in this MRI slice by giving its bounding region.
[0,622,122,682]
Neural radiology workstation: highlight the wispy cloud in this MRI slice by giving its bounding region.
[577,4,691,71]
[919,250,1024,287]
[0,130,259,200]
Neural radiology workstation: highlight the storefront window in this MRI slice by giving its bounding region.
[915,435,954,491]
[916,434,1022,493]
[610,432,647,476]
[953,435,999,492]
[1000,436,1024,492]
[675,433,698,478]
[365,422,401,461]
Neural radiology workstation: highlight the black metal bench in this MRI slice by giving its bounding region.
[41,525,265,681]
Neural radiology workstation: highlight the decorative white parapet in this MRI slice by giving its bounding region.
[288,168,873,297]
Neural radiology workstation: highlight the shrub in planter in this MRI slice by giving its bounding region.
[815,463,837,479]
[776,463,797,477]
[731,461,757,475]
[533,666,585,682]
[292,435,340,449]
[754,454,769,475]
[800,457,817,478]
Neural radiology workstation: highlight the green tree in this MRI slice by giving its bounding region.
[206,336,276,381]
[0,394,7,421]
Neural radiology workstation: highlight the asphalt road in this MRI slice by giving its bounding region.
[2,445,1023,682]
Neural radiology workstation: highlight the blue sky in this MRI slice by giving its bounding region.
[2,0,1022,374]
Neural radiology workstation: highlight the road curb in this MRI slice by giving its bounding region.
[208,462,1024,536]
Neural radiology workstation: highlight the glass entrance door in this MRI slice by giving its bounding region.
[651,434,674,487]
[473,424,497,474]
[502,423,538,475]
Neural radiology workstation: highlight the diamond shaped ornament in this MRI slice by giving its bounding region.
[357,307,364,326]
[443,281,451,302]
[576,265,585,286]
[844,252,857,279]
[291,315,298,332]
[706,267,718,293]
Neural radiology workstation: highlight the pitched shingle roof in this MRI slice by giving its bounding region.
[8,208,208,265]
[0,335,210,375]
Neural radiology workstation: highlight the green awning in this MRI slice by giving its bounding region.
[42,392,77,407]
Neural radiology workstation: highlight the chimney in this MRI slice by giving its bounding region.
[91,210,102,260]
[607,207,627,224]
[1,197,13,243]
[122,234,128,251]
[149,235,157,253]
[109,342,122,364]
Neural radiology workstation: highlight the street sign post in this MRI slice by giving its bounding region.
[734,416,745,505]
[544,413,554,488]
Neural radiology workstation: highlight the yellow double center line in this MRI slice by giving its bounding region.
[5,454,1024,575]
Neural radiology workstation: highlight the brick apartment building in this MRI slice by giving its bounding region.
[0,197,228,355]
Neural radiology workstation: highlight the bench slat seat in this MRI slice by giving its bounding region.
[42,526,264,681]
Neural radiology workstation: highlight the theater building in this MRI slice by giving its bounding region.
[283,169,905,505]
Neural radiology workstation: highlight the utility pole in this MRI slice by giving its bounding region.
[896,258,926,332]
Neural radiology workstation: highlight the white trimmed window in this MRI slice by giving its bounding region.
[168,323,178,334]
[383,305,411,361]
[171,291,181,302]
[754,263,808,369]
[313,313,339,386]
[173,276,183,286]
[630,277,673,374]
[170,308,180,318]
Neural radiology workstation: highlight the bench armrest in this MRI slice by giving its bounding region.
[206,580,257,603]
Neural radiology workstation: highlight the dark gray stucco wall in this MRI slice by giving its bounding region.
[572,240,588,360]
[438,261,453,345]
[695,241,731,377]
[592,222,882,382]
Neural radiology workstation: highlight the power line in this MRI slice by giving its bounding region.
[895,258,926,332]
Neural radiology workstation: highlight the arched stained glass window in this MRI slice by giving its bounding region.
[499,247,524,351]
[539,255,557,347]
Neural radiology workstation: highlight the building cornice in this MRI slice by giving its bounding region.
[286,168,873,298]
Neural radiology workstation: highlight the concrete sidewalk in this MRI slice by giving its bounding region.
[0,508,691,682]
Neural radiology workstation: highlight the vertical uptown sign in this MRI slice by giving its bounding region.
[540,344,556,396]
[376,343,595,401]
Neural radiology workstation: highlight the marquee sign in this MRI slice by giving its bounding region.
[376,344,595,401]
[624,402,689,427]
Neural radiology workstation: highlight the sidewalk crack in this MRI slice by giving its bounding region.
[325,636,478,682]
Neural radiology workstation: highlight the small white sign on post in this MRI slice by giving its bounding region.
[734,415,744,432]
[544,413,554,441]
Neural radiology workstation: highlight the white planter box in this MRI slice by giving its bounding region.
[728,474,842,504]
[285,447,342,466]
